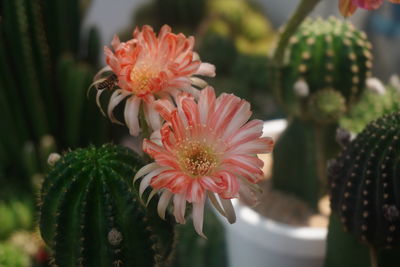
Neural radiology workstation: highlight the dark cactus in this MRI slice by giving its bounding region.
[39,144,175,267]
[329,112,400,248]
[326,112,400,267]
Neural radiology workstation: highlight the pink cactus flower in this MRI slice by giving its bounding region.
[339,0,400,17]
[134,87,274,237]
[93,25,215,136]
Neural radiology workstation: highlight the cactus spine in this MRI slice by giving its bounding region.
[39,144,175,267]
[326,112,400,266]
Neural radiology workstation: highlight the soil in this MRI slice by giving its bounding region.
[243,153,330,228]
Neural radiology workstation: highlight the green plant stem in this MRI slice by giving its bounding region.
[272,0,321,102]
[369,246,378,267]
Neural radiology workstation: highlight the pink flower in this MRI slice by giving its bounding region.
[339,0,400,17]
[134,87,274,237]
[93,25,215,136]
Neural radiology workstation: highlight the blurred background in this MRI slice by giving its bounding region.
[0,0,399,266]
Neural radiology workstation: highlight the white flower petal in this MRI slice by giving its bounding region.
[158,190,173,220]
[146,189,159,206]
[133,163,160,183]
[94,65,112,81]
[173,194,187,224]
[219,196,236,224]
[95,89,106,117]
[192,197,207,239]
[190,77,208,88]
[144,102,162,131]
[108,90,129,125]
[207,191,226,217]
[139,167,169,199]
[124,96,141,136]
[195,63,216,77]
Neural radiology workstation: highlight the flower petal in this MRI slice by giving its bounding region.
[353,0,384,9]
[158,190,173,220]
[134,162,160,183]
[195,63,216,77]
[139,167,169,199]
[173,194,187,224]
[108,90,129,125]
[339,0,358,17]
[124,96,141,136]
[219,196,236,224]
[192,196,207,238]
[143,101,162,131]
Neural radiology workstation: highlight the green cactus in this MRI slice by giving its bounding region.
[0,242,30,267]
[39,144,175,267]
[0,199,34,240]
[340,84,400,134]
[0,0,108,192]
[327,112,400,266]
[281,17,372,117]
[308,88,346,123]
[272,17,372,209]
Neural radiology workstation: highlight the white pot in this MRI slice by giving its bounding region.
[220,119,327,267]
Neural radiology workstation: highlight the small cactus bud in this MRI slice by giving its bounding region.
[308,88,346,123]
[47,153,61,166]
[366,77,386,95]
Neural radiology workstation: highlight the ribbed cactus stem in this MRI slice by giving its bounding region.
[329,112,400,249]
[272,118,338,209]
[327,111,400,267]
[40,144,174,267]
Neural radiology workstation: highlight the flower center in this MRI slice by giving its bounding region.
[129,65,157,95]
[178,141,218,177]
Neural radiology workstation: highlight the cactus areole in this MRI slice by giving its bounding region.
[329,112,400,249]
[39,144,174,267]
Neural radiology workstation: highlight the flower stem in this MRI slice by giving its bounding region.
[369,245,378,267]
[272,0,321,103]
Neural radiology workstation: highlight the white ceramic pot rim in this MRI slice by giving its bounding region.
[229,198,327,257]
[220,119,327,258]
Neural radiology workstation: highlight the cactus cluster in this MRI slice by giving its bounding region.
[0,199,34,240]
[0,242,30,267]
[340,83,400,134]
[39,144,175,267]
[329,112,400,249]
[0,0,107,192]
[282,17,372,122]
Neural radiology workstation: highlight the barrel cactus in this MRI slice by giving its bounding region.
[329,112,400,248]
[282,17,372,120]
[39,144,175,267]
[326,112,400,266]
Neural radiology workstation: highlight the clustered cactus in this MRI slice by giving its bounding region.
[327,112,400,266]
[272,17,373,209]
[282,17,372,121]
[39,144,175,267]
[0,0,107,192]
[340,83,400,134]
